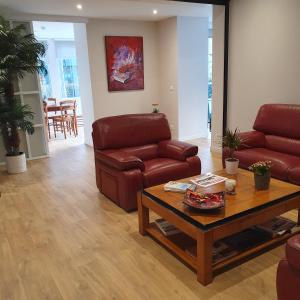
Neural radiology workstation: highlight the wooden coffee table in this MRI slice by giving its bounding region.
[137,169,300,285]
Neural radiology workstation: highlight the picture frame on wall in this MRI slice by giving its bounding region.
[105,36,144,92]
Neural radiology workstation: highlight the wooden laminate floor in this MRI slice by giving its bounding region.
[0,137,291,300]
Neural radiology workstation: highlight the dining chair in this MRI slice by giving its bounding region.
[47,97,57,105]
[43,101,56,139]
[60,99,78,137]
[52,100,77,139]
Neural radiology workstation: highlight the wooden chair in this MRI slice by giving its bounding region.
[60,99,78,137]
[43,101,56,139]
[47,98,57,105]
[52,100,78,139]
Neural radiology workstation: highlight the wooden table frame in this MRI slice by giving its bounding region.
[137,190,300,285]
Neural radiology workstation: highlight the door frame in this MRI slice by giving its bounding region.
[174,0,230,136]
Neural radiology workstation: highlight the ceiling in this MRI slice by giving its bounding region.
[33,21,75,40]
[0,0,212,22]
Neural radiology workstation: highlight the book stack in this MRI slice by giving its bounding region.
[254,217,296,237]
[190,173,227,188]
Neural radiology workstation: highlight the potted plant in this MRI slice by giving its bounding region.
[223,128,243,174]
[249,161,272,190]
[0,16,46,173]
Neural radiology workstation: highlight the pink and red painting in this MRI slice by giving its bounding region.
[105,36,144,92]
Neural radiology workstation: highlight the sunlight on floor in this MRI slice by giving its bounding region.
[47,126,85,156]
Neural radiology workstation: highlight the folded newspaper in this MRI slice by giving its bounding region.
[190,173,227,188]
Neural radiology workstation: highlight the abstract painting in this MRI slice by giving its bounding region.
[105,36,144,92]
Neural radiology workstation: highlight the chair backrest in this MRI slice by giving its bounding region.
[60,99,76,106]
[60,100,77,116]
[47,98,57,105]
[253,104,300,139]
[92,113,171,150]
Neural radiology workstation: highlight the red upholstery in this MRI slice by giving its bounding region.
[289,167,300,185]
[158,140,198,161]
[234,148,300,181]
[253,104,300,139]
[223,104,300,185]
[265,135,300,157]
[277,235,300,300]
[92,113,201,211]
[92,113,171,149]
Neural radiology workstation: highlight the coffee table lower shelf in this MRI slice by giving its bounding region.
[146,222,299,274]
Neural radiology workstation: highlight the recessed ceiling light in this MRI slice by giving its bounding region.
[76,4,82,10]
[153,9,158,15]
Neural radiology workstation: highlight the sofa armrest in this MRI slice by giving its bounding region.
[238,131,265,149]
[95,150,145,171]
[158,140,198,161]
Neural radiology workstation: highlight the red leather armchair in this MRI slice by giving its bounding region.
[277,235,300,300]
[92,113,201,211]
[223,104,300,185]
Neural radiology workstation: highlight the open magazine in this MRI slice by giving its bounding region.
[164,181,195,193]
[190,173,227,188]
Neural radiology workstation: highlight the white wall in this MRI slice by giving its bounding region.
[74,23,94,146]
[157,17,179,138]
[228,0,300,131]
[85,19,160,120]
[177,16,208,141]
[211,5,225,152]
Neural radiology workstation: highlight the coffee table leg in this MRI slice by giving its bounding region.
[196,230,213,285]
[137,191,149,236]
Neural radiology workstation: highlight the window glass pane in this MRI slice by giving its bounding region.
[39,64,52,99]
[60,58,80,98]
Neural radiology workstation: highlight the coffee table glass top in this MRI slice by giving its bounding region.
[143,169,300,229]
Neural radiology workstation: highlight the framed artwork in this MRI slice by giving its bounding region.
[105,36,144,92]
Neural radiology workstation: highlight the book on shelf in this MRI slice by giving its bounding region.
[155,219,181,236]
[164,181,196,193]
[186,228,271,264]
[254,216,296,238]
[190,173,227,188]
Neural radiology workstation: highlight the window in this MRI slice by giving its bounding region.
[39,64,52,99]
[208,36,212,131]
[60,58,80,98]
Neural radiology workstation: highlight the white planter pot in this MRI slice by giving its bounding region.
[5,152,27,174]
[225,158,239,175]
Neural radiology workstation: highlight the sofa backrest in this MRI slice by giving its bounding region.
[265,135,300,157]
[253,104,300,139]
[92,113,171,150]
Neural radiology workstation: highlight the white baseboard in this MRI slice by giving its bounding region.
[179,134,207,141]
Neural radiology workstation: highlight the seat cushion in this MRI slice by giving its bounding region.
[234,148,300,181]
[289,167,300,185]
[143,158,190,187]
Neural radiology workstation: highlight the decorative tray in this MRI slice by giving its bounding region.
[183,190,225,211]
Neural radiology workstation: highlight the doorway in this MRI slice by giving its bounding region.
[33,21,84,154]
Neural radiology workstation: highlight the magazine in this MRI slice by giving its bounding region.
[254,217,296,238]
[164,181,195,193]
[190,173,227,188]
[155,219,181,236]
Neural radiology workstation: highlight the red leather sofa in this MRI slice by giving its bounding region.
[92,113,201,211]
[277,235,300,300]
[223,104,300,185]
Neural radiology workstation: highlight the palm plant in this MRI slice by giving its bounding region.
[0,16,46,156]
